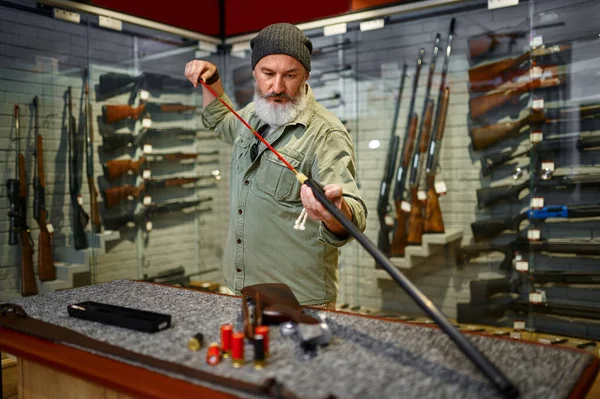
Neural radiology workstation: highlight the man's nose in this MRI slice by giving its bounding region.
[272,75,285,93]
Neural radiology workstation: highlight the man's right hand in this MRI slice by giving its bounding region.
[184,60,224,106]
[184,60,218,88]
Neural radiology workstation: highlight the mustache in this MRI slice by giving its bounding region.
[262,92,293,100]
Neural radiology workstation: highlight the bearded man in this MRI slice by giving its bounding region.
[184,23,367,307]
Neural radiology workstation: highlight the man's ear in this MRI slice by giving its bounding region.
[305,72,310,81]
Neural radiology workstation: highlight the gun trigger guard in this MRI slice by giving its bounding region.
[0,304,27,317]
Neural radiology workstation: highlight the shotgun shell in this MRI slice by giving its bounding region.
[206,342,221,366]
[187,332,204,351]
[255,325,270,358]
[253,334,266,370]
[220,323,233,358]
[232,332,245,368]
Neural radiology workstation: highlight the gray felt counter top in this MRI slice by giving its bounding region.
[3,280,597,398]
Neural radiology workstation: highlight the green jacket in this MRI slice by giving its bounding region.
[201,84,367,305]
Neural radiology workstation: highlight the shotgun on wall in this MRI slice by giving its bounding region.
[32,96,55,282]
[406,33,441,246]
[67,87,90,250]
[85,79,101,233]
[424,18,455,235]
[377,63,407,256]
[7,105,37,296]
[389,48,425,257]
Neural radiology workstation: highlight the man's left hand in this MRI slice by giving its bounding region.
[300,184,352,237]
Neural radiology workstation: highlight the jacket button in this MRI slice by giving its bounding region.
[236,268,242,273]
[244,180,250,185]
[238,209,243,215]
[236,239,241,244]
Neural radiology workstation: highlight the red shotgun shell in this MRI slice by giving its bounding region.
[232,332,245,368]
[221,323,233,358]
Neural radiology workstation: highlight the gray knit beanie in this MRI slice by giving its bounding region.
[251,23,313,72]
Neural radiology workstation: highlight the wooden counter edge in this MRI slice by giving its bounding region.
[0,327,238,399]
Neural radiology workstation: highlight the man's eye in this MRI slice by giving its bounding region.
[264,72,274,77]
[286,74,295,79]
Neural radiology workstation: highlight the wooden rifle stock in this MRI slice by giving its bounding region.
[470,109,545,151]
[34,134,55,282]
[103,185,145,208]
[103,104,146,124]
[86,82,101,232]
[406,101,434,246]
[424,87,450,234]
[469,77,561,118]
[390,114,418,257]
[406,187,424,245]
[104,156,147,181]
[18,154,37,296]
[88,178,101,228]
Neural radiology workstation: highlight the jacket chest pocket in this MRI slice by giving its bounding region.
[231,135,252,173]
[256,150,302,201]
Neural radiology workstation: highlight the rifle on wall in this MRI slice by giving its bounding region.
[476,173,600,208]
[406,34,442,246]
[85,80,101,233]
[377,63,407,255]
[102,173,220,208]
[67,87,90,250]
[424,18,455,235]
[7,105,37,296]
[97,72,193,104]
[458,238,600,271]
[480,132,600,177]
[102,102,196,124]
[389,48,425,257]
[103,197,213,231]
[32,97,55,282]
[471,203,600,241]
[103,150,220,181]
[101,127,213,153]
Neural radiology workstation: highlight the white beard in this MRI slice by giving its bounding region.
[253,82,309,128]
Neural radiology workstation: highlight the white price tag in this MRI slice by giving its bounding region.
[139,90,150,100]
[142,118,152,128]
[324,23,347,36]
[126,195,134,201]
[46,223,54,234]
[435,181,447,195]
[515,260,529,271]
[530,131,543,144]
[417,190,427,201]
[532,98,544,110]
[142,169,152,179]
[513,320,526,330]
[531,35,543,48]
[77,195,83,206]
[527,229,541,241]
[530,66,542,79]
[401,201,411,213]
[529,292,544,303]
[488,0,519,9]
[531,197,544,209]
[145,221,153,231]
[541,161,555,172]
[143,144,153,154]
[143,196,152,205]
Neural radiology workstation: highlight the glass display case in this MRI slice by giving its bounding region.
[2,0,600,342]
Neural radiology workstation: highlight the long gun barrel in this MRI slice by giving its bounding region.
[389,48,425,257]
[67,87,90,250]
[476,174,600,209]
[102,103,196,124]
[32,96,55,281]
[377,63,407,255]
[85,81,101,233]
